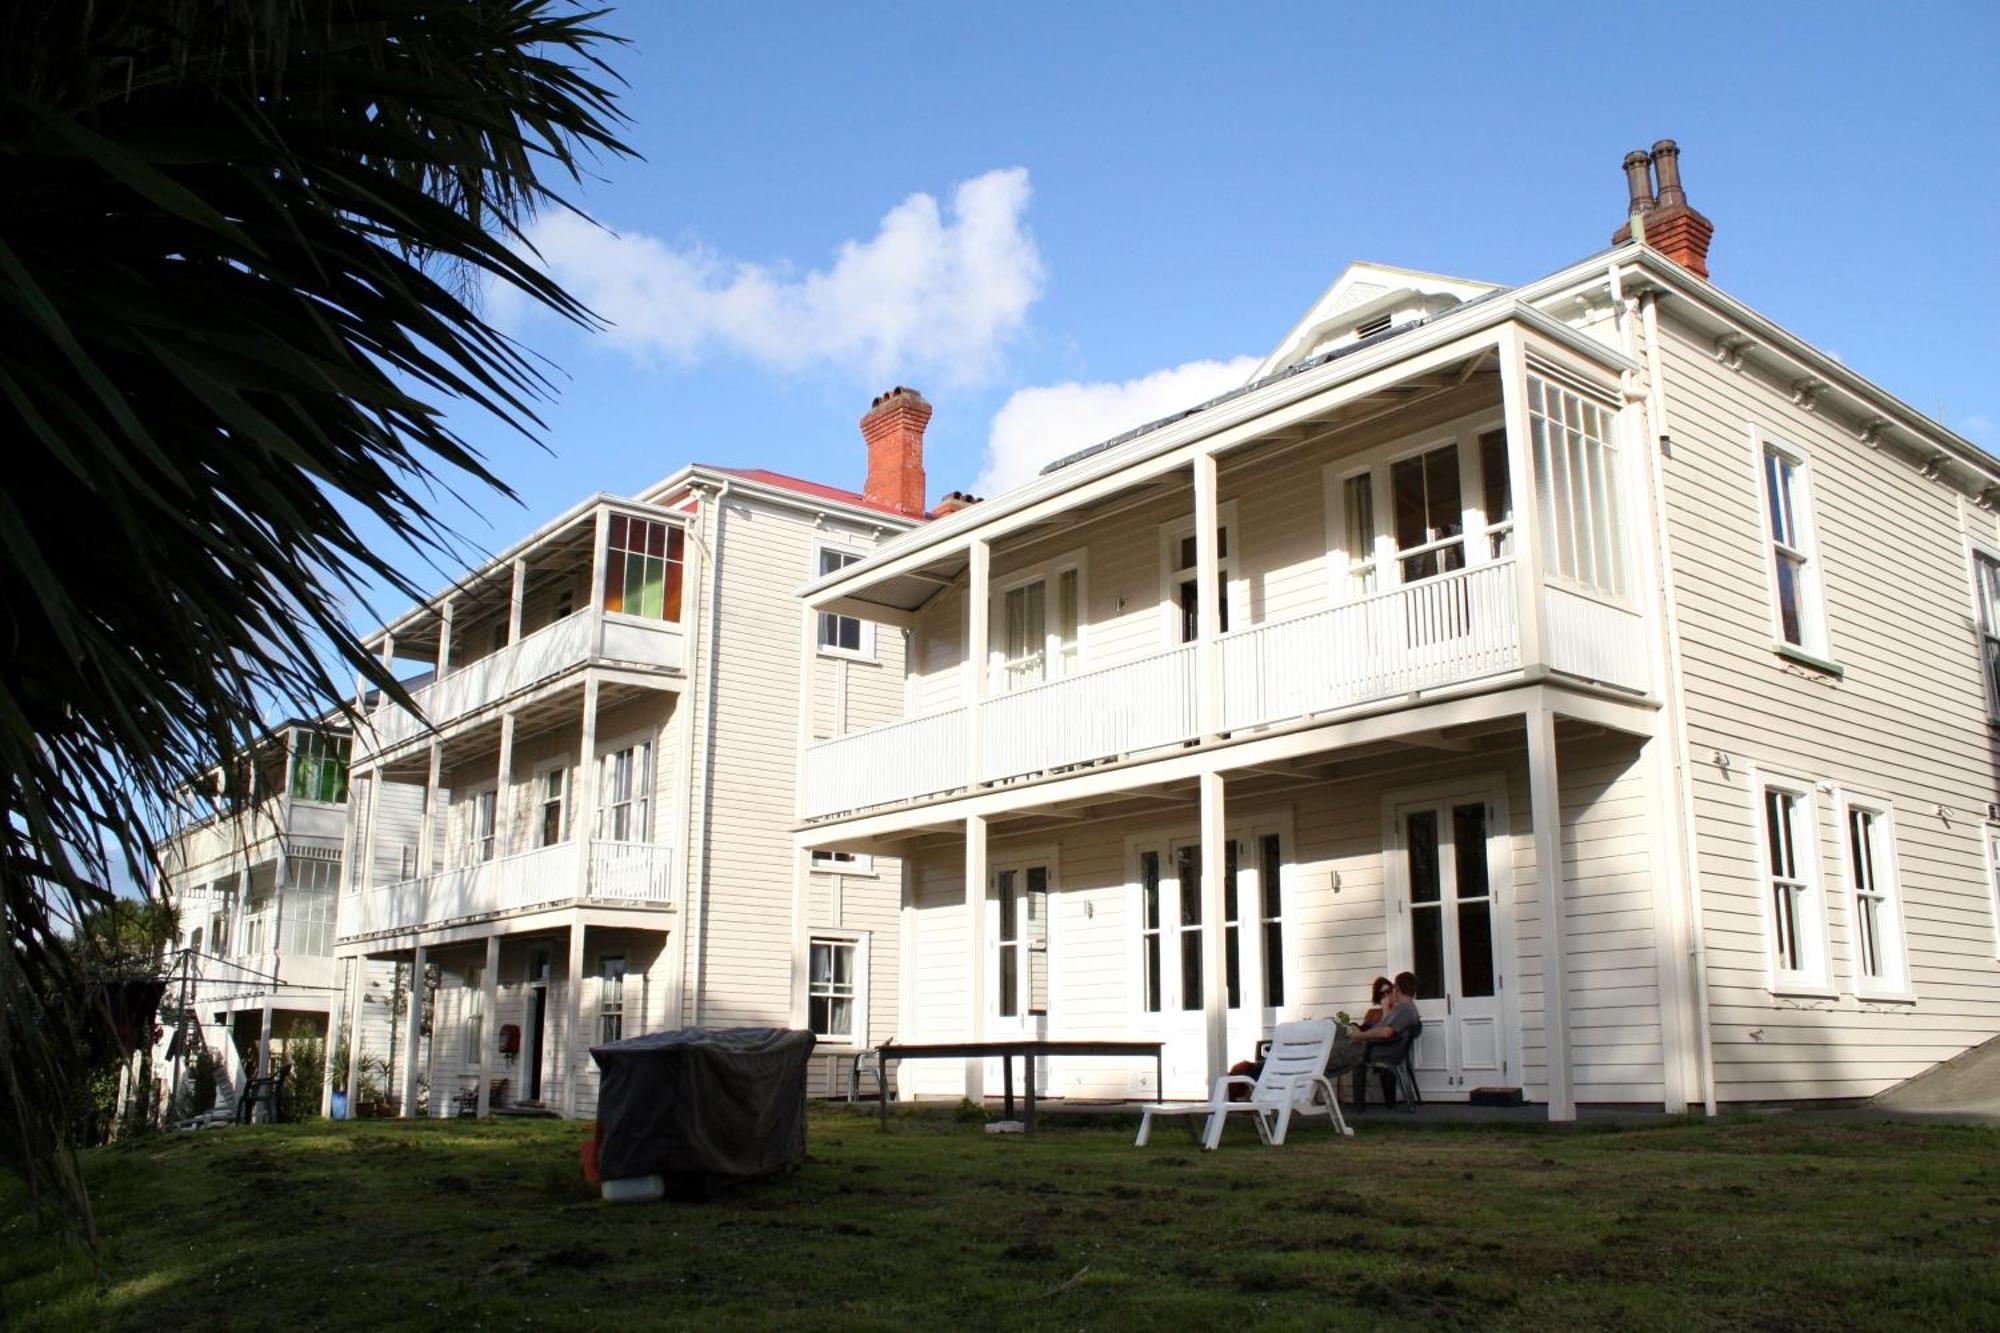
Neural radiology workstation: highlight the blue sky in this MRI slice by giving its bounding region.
[367,0,2000,625]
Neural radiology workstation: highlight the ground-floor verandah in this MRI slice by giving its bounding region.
[333,903,676,1121]
[807,684,1692,1121]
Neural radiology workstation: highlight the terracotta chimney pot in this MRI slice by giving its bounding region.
[1611,139,1715,279]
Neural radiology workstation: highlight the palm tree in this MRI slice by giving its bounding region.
[0,0,633,1249]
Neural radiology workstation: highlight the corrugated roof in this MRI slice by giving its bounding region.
[705,466,923,520]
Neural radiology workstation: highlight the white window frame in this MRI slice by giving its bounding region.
[1833,790,1913,1001]
[598,954,627,1045]
[806,931,869,1047]
[1124,816,1296,1027]
[1321,410,1510,605]
[532,760,569,849]
[1984,825,2000,961]
[1752,772,1834,995]
[811,849,876,875]
[986,549,1087,693]
[1135,846,1165,1016]
[461,783,497,866]
[1158,504,1242,646]
[595,730,655,844]
[1383,434,1476,585]
[1753,426,1834,666]
[814,541,876,661]
[1967,539,2000,723]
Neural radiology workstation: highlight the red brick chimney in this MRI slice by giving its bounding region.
[860,386,930,518]
[1612,139,1715,279]
[932,490,981,517]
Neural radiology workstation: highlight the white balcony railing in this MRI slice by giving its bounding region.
[802,708,967,821]
[1219,560,1520,732]
[980,643,1199,784]
[340,840,675,939]
[801,560,1649,822]
[1543,584,1649,693]
[367,610,685,755]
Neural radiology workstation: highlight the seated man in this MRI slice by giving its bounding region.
[1325,971,1420,1107]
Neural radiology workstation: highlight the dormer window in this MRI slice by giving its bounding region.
[1354,313,1394,340]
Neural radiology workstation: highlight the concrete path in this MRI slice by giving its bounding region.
[1861,1032,2000,1126]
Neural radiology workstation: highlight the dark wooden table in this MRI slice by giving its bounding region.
[870,1039,1165,1134]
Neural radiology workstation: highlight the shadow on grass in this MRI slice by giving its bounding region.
[4,1108,1997,1331]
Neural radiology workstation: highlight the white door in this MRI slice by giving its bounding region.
[1141,836,1285,1099]
[987,863,1052,1094]
[1394,798,1506,1097]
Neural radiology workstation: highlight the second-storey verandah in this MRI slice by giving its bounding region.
[792,290,1693,1120]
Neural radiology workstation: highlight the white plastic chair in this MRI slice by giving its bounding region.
[1133,1018,1351,1150]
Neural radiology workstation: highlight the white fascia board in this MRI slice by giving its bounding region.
[1619,247,2000,487]
[645,465,927,534]
[1255,260,1505,379]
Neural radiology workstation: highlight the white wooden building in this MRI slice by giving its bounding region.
[330,395,937,1118]
[795,143,2000,1117]
[149,719,375,1115]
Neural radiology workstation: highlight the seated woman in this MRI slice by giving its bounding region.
[1326,971,1421,1107]
[1355,975,1393,1031]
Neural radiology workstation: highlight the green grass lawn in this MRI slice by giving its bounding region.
[4,1106,1997,1330]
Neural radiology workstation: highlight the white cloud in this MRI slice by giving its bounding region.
[523,167,1044,386]
[977,357,1260,495]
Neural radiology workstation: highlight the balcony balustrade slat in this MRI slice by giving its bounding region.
[1543,585,1649,693]
[802,707,967,820]
[800,559,1648,822]
[1219,560,1521,731]
[979,643,1199,784]
[341,840,675,938]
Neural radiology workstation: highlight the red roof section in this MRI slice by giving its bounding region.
[705,466,927,520]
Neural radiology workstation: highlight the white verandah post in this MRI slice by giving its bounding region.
[963,814,988,1100]
[1193,453,1224,739]
[965,538,990,790]
[400,943,427,1119]
[494,712,517,859]
[1199,771,1228,1086]
[477,933,501,1117]
[1496,325,1545,673]
[508,557,527,645]
[342,956,363,1113]
[563,914,587,1118]
[1526,703,1574,1121]
[1498,321,1572,1121]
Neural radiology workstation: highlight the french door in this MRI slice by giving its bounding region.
[987,862,1052,1093]
[524,945,551,1103]
[1135,832,1288,1099]
[1390,795,1508,1097]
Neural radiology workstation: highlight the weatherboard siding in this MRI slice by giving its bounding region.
[684,490,906,1053]
[1654,310,2000,1102]
[895,731,1663,1104]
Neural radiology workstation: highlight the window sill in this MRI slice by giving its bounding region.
[1855,988,1918,1005]
[1768,983,1839,1002]
[815,646,877,665]
[1773,642,1845,678]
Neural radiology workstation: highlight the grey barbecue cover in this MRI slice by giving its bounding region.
[591,1027,816,1183]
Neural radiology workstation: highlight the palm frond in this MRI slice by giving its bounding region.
[0,0,635,1251]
